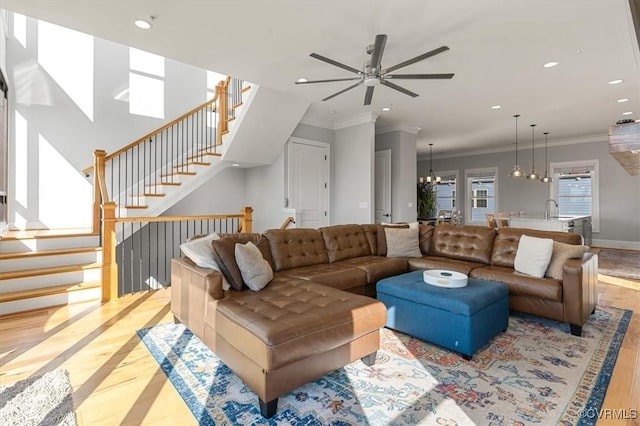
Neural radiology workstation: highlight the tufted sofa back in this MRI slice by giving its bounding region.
[265,228,329,272]
[319,224,372,262]
[431,224,496,264]
[491,227,582,267]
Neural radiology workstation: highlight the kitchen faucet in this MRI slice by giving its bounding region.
[545,199,558,220]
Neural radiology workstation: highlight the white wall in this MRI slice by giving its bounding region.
[332,115,376,224]
[244,150,288,233]
[420,139,640,248]
[5,12,211,229]
[375,128,418,223]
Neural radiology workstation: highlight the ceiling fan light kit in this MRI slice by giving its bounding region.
[296,34,454,105]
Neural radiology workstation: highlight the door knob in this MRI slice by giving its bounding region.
[383,213,390,217]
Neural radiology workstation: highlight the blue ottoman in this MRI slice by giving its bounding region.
[377,270,509,359]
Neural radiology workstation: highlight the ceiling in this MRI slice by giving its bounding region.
[3,0,640,158]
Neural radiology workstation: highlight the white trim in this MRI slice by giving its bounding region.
[434,169,459,215]
[334,112,378,130]
[549,159,600,233]
[592,238,640,250]
[376,123,420,136]
[418,133,608,161]
[298,116,334,129]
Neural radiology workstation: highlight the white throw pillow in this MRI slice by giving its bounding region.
[514,234,554,278]
[235,241,273,291]
[179,233,230,290]
[385,227,422,258]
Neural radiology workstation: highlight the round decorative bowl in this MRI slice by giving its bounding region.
[423,269,468,288]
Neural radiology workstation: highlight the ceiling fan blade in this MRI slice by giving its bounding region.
[295,77,362,84]
[385,73,454,80]
[364,86,375,105]
[380,80,419,98]
[369,34,387,73]
[322,81,363,101]
[310,53,361,74]
[383,46,450,74]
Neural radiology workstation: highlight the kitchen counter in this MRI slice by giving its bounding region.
[508,215,592,244]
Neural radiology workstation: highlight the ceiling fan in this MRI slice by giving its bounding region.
[296,34,454,105]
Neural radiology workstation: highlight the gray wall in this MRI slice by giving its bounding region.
[333,120,376,224]
[419,138,640,248]
[376,129,418,223]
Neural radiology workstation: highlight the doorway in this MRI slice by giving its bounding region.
[375,149,392,223]
[287,138,330,228]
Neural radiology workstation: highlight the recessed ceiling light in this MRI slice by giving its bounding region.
[296,78,308,83]
[543,61,559,68]
[134,19,152,30]
[608,79,623,85]
[622,111,633,115]
[617,98,629,103]
[382,107,391,112]
[232,163,240,167]
[328,110,336,115]
[490,105,502,109]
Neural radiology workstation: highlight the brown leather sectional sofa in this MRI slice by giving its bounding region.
[171,223,598,417]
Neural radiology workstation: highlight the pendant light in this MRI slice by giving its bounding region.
[540,132,553,183]
[426,143,441,183]
[526,124,540,180]
[509,114,525,178]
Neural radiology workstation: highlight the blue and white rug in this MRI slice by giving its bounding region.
[137,305,631,425]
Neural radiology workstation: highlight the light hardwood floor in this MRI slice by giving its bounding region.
[1,277,638,425]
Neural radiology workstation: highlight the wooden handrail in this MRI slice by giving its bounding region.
[82,92,221,175]
[280,216,295,229]
[100,206,253,300]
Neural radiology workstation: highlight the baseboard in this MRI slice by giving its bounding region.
[592,239,640,250]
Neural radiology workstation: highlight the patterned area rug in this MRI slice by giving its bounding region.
[597,249,640,280]
[0,370,77,426]
[138,305,631,425]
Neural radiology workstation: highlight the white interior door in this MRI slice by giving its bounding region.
[289,139,329,228]
[375,149,392,223]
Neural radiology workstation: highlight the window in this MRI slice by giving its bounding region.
[465,168,497,224]
[129,48,165,119]
[550,160,600,232]
[434,172,457,211]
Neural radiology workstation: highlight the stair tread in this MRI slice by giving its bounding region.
[0,281,102,303]
[1,229,98,241]
[123,205,149,209]
[173,161,211,167]
[0,262,102,280]
[129,193,166,197]
[145,182,182,187]
[160,171,196,177]
[0,247,101,260]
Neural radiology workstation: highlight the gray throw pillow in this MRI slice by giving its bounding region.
[235,242,273,291]
[385,227,422,258]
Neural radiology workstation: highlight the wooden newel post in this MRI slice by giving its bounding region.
[216,78,229,145]
[101,202,118,302]
[92,150,107,234]
[241,206,253,233]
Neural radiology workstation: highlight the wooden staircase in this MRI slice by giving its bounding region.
[0,230,102,315]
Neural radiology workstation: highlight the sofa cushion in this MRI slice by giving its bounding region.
[514,235,554,278]
[212,233,272,290]
[491,227,582,268]
[385,227,422,257]
[335,256,408,284]
[430,224,496,264]
[375,223,409,256]
[235,241,273,291]
[471,265,562,302]
[319,224,372,262]
[214,276,387,371]
[265,228,329,272]
[407,256,486,276]
[276,263,367,291]
[418,224,434,255]
[545,241,589,280]
[361,224,379,255]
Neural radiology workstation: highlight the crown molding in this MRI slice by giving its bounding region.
[298,116,334,129]
[334,112,378,130]
[417,133,609,160]
[376,123,420,135]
